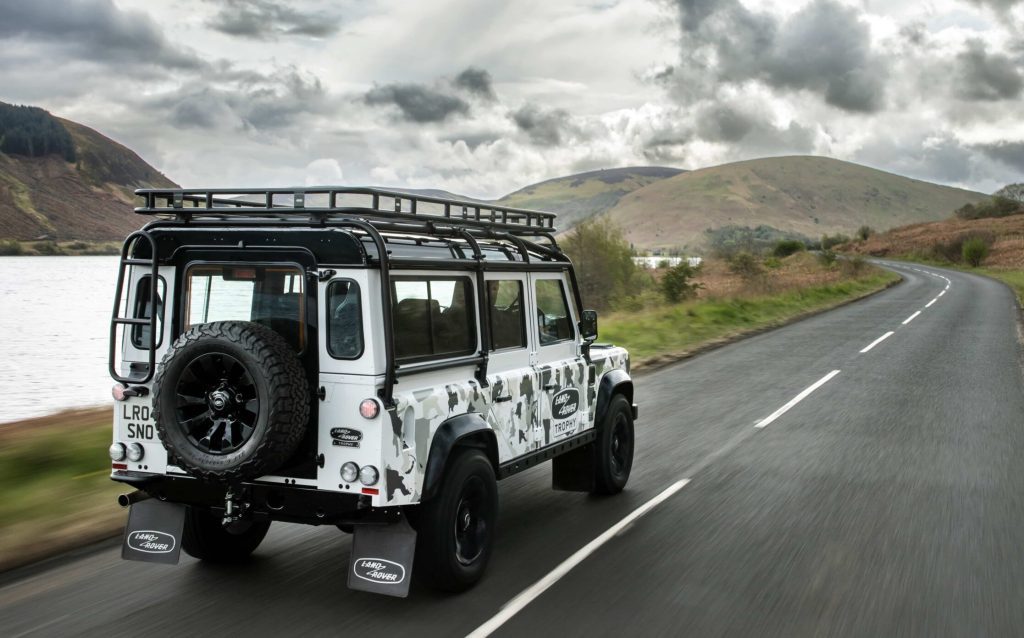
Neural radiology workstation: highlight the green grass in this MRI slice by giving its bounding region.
[601,271,900,361]
[0,409,125,571]
[978,269,1024,304]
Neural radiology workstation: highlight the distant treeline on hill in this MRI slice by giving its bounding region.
[0,103,76,162]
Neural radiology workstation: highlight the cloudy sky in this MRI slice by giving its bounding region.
[1,0,1023,196]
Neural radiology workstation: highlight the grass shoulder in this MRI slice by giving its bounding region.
[601,254,900,367]
[0,407,124,572]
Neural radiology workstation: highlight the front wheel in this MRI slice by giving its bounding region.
[182,506,270,563]
[415,448,497,592]
[592,394,634,495]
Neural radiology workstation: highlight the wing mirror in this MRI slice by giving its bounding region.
[579,309,598,342]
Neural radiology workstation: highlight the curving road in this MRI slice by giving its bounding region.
[4,262,1024,637]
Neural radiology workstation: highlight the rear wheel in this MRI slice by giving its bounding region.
[181,506,270,563]
[592,394,634,495]
[415,448,497,591]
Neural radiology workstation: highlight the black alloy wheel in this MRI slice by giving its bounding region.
[175,352,260,455]
[415,448,497,591]
[454,475,489,566]
[592,394,634,495]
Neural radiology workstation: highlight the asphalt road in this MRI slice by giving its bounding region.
[4,262,1023,637]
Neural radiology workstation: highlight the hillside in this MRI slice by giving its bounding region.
[599,156,986,252]
[845,212,1024,269]
[0,103,176,241]
[498,166,683,230]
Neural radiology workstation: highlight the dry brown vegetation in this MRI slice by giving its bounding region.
[844,214,1024,269]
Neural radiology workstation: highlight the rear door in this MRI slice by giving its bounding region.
[530,273,585,447]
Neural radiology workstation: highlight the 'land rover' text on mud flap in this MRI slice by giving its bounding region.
[348,517,417,597]
[107,187,636,596]
[121,500,186,565]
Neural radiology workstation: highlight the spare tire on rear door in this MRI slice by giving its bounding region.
[152,321,310,483]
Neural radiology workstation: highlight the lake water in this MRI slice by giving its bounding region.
[0,256,120,423]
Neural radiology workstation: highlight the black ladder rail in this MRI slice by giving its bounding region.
[109,230,159,384]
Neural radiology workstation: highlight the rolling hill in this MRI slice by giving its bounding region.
[497,166,684,230]
[599,156,987,252]
[0,102,176,241]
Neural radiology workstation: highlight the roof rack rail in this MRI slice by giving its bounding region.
[134,186,557,236]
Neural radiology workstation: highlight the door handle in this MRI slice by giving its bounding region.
[543,384,557,391]
[495,395,513,403]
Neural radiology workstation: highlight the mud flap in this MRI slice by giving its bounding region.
[347,517,417,597]
[552,442,596,492]
[121,500,186,565]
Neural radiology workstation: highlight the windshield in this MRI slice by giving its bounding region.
[185,264,305,350]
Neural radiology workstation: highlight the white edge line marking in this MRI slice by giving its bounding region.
[925,298,937,308]
[466,479,692,638]
[754,370,841,429]
[902,310,922,325]
[860,331,895,353]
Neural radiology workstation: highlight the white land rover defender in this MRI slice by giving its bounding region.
[108,187,636,596]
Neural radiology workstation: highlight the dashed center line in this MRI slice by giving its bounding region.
[755,370,841,429]
[939,290,946,297]
[860,331,894,353]
[902,311,921,325]
[925,298,937,308]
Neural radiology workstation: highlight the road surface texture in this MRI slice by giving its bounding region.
[3,262,1023,637]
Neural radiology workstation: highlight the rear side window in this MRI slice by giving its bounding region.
[131,276,165,349]
[185,264,305,350]
[392,277,475,361]
[327,280,363,359]
[487,280,526,350]
[535,279,574,345]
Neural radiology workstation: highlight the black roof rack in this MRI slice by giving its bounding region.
[134,186,557,236]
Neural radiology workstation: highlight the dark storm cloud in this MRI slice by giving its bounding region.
[157,67,328,131]
[511,104,573,146]
[0,0,202,70]
[977,141,1024,172]
[953,40,1023,101]
[695,106,753,142]
[963,0,1024,11]
[364,84,470,123]
[454,67,496,100]
[206,0,340,39]
[669,0,887,113]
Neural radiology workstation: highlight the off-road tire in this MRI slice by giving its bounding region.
[592,394,634,495]
[181,506,271,563]
[153,321,309,483]
[415,448,497,592]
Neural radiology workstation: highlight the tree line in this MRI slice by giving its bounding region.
[0,103,76,161]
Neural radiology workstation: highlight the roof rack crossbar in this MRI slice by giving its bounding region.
[135,186,557,235]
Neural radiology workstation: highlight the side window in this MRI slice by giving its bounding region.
[535,279,574,345]
[131,276,165,349]
[487,280,526,350]
[392,277,476,361]
[327,280,363,359]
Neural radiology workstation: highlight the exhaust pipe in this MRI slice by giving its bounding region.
[118,491,150,508]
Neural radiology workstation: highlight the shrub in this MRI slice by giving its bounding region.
[0,239,24,256]
[67,241,89,251]
[819,249,837,266]
[657,259,671,269]
[661,261,704,303]
[562,218,644,311]
[32,240,63,255]
[955,196,1022,220]
[857,226,874,241]
[772,239,805,258]
[820,233,851,250]
[929,231,995,264]
[729,252,763,280]
[841,255,867,276]
[962,237,990,267]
